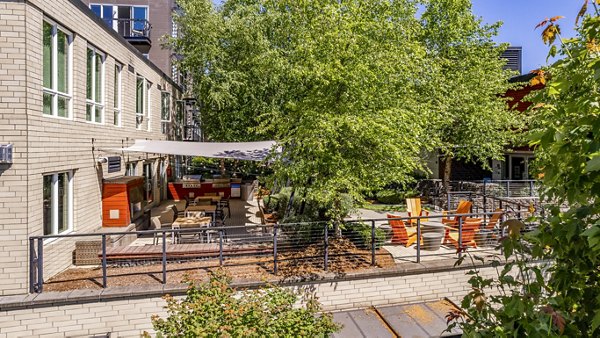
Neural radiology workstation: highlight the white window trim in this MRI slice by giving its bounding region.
[147,81,152,131]
[43,19,73,120]
[136,75,147,130]
[86,46,105,124]
[161,91,171,135]
[43,171,74,240]
[114,63,122,127]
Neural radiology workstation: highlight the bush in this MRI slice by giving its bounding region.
[150,270,340,337]
[343,223,386,250]
[375,189,404,204]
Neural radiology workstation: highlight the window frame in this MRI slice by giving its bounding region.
[113,63,122,127]
[42,19,73,119]
[43,171,74,238]
[86,46,106,124]
[161,91,171,134]
[136,75,147,130]
[147,80,152,131]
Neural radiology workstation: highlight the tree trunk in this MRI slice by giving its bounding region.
[442,155,452,194]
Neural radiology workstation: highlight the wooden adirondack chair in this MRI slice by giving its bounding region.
[406,198,429,226]
[387,214,417,247]
[447,219,481,250]
[476,208,503,241]
[442,200,473,244]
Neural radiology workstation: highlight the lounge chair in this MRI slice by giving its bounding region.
[442,200,473,244]
[406,197,429,226]
[446,219,481,250]
[387,214,417,247]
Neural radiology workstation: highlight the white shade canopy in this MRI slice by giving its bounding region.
[111,139,277,161]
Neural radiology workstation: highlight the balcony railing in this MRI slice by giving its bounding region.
[114,18,151,40]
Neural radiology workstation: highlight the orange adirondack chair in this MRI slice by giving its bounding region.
[442,200,473,244]
[387,214,417,247]
[406,198,429,226]
[446,219,481,250]
[483,208,503,231]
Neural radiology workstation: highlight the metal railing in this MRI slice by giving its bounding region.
[28,211,530,294]
[113,18,151,39]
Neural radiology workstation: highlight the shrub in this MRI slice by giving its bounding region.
[343,222,386,249]
[375,189,404,204]
[150,270,340,337]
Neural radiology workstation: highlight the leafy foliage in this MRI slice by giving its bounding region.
[150,270,340,337]
[343,222,387,250]
[171,0,516,220]
[455,3,600,336]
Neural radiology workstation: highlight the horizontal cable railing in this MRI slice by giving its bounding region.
[28,211,535,294]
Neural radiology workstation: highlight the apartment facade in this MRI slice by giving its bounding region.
[0,0,183,295]
[80,0,177,78]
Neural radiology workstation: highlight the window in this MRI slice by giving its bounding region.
[136,76,147,130]
[143,162,154,203]
[113,64,122,126]
[147,81,152,131]
[90,4,115,28]
[43,20,72,118]
[175,100,184,140]
[86,47,105,123]
[43,172,73,236]
[161,92,171,134]
[126,162,136,176]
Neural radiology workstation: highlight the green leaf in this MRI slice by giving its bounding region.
[585,154,600,172]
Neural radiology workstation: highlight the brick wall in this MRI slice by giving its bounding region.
[0,0,29,296]
[0,264,505,337]
[0,0,181,295]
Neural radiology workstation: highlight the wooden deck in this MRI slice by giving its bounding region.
[100,243,272,261]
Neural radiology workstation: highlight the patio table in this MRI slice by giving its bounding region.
[420,221,445,235]
[186,205,218,223]
[193,196,221,204]
[172,217,212,243]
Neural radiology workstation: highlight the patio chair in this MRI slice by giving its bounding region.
[151,217,162,245]
[476,208,503,242]
[406,198,429,226]
[219,196,231,218]
[446,219,481,250]
[387,214,417,247]
[442,200,474,243]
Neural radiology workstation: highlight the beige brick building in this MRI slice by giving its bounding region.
[0,0,183,295]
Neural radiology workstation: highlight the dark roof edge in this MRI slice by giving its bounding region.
[67,0,181,92]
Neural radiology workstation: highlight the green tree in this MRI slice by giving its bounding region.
[171,0,517,219]
[454,2,600,336]
[150,270,340,337]
[420,0,519,190]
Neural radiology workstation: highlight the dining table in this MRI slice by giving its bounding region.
[186,205,218,222]
[171,216,212,243]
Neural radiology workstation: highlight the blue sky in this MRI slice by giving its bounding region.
[212,0,584,73]
[471,0,582,73]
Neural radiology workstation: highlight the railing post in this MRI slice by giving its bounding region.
[29,237,36,294]
[162,231,167,284]
[371,220,376,266]
[416,217,421,263]
[101,234,107,288]
[219,230,224,267]
[457,217,463,259]
[37,238,43,293]
[273,225,278,275]
[517,204,522,220]
[506,181,510,197]
[529,180,534,197]
[447,192,451,211]
[324,223,329,271]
